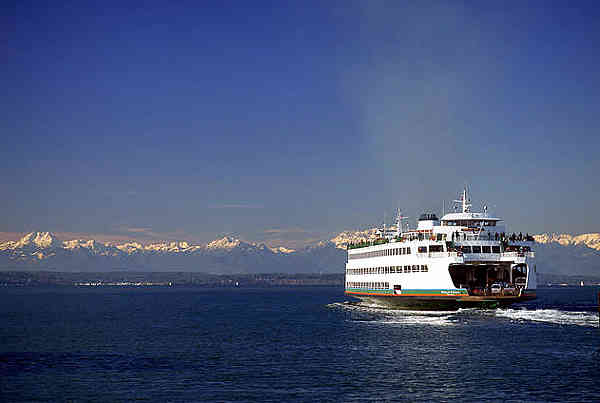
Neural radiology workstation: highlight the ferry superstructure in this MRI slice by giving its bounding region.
[344,188,537,309]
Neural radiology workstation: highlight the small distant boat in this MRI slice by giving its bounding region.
[344,187,537,310]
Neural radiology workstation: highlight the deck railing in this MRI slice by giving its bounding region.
[416,251,463,258]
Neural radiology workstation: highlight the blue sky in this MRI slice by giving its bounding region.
[3,1,600,246]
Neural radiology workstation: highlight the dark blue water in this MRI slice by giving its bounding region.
[1,286,598,402]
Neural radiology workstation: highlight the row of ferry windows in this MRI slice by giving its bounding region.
[349,247,412,260]
[348,245,446,260]
[443,220,497,227]
[349,245,502,260]
[462,245,501,253]
[347,265,429,275]
[347,282,389,290]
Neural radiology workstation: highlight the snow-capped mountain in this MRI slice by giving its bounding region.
[1,231,599,275]
[1,231,63,250]
[0,232,320,273]
[533,233,600,251]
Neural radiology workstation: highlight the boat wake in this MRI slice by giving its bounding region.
[493,308,598,327]
[326,301,460,326]
[327,301,600,328]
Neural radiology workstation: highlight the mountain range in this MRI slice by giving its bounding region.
[1,231,599,275]
[0,232,344,274]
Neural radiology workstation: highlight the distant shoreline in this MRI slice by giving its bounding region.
[0,271,344,288]
[1,271,599,288]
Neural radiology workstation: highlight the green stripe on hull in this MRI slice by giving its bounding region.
[345,288,394,295]
[345,288,468,296]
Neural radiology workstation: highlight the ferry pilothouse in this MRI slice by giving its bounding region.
[344,188,537,309]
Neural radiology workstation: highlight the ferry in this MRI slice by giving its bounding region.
[344,188,537,309]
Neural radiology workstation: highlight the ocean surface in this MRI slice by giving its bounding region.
[1,286,599,402]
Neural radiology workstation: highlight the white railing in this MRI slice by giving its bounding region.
[416,252,463,258]
[502,252,525,258]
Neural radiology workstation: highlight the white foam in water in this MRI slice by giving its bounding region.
[376,313,456,326]
[327,301,458,326]
[494,308,599,327]
[327,302,600,328]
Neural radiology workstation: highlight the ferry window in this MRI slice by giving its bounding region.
[472,246,482,253]
[406,247,411,254]
[482,246,491,253]
[412,265,418,272]
[404,265,409,273]
[462,246,472,253]
[492,246,500,253]
[418,246,427,253]
[421,265,428,272]
[429,245,443,253]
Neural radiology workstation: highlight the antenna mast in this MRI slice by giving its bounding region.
[396,209,409,236]
[454,186,472,213]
